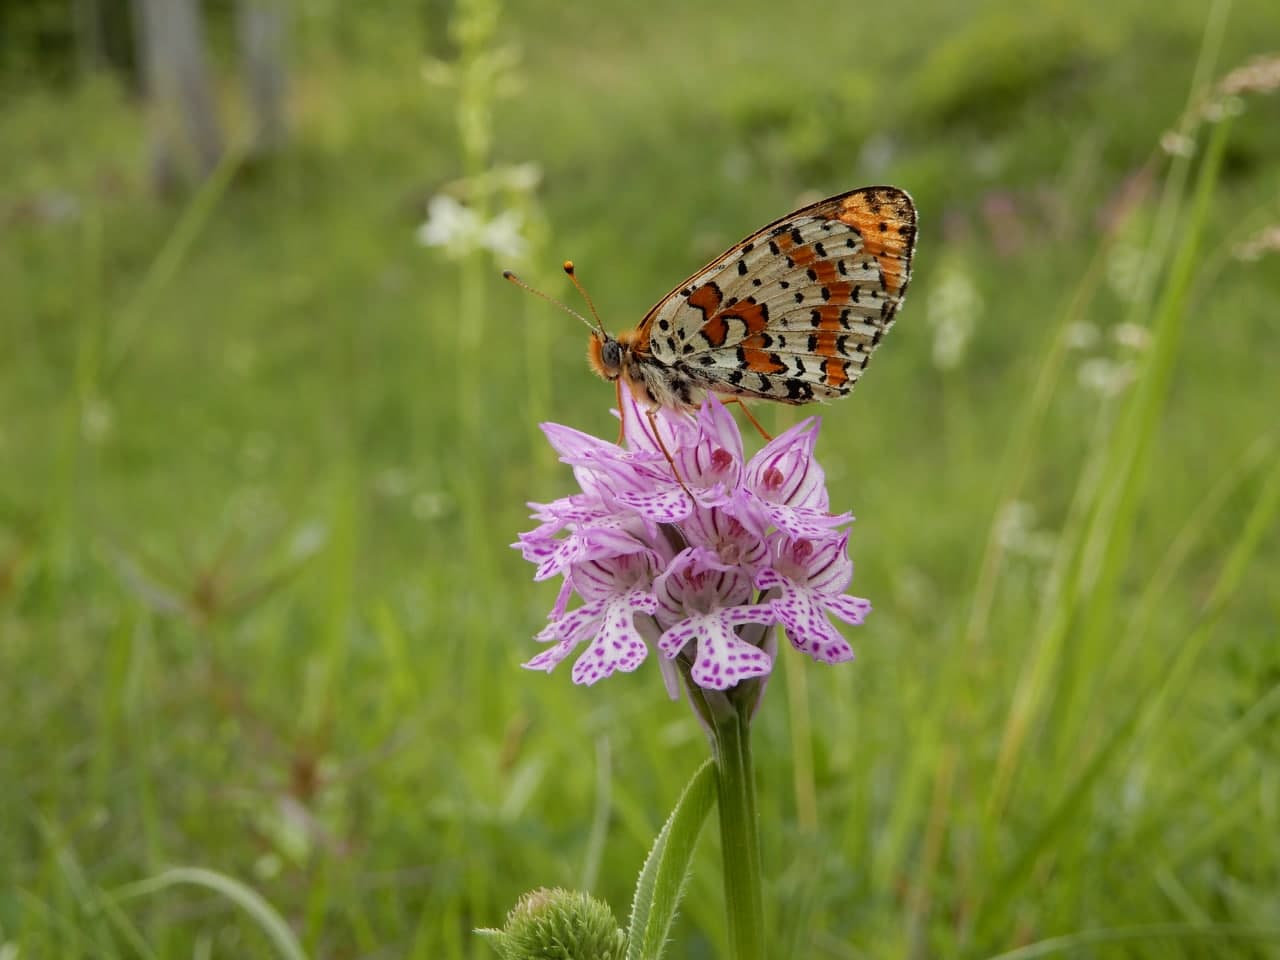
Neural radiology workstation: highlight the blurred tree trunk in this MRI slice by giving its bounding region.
[132,0,223,192]
[236,0,287,158]
[70,0,106,74]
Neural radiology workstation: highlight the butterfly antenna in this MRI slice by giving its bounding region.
[502,269,597,333]
[562,261,608,336]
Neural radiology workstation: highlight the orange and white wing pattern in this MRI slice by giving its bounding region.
[640,186,916,403]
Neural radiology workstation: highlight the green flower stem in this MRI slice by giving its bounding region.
[709,693,765,960]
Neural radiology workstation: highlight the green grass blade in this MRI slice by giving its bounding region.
[103,150,242,385]
[985,922,1280,959]
[112,867,308,960]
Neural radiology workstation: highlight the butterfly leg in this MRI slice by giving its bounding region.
[723,397,773,441]
[644,408,693,496]
[614,379,625,445]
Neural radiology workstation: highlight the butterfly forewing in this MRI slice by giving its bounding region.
[641,186,916,404]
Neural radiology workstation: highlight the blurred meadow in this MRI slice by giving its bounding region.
[3,0,1280,956]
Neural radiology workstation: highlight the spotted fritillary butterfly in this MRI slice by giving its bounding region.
[510,185,916,418]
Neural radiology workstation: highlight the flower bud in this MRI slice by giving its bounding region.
[477,887,627,960]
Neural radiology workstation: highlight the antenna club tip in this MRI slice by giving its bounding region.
[562,260,576,275]
[502,269,516,280]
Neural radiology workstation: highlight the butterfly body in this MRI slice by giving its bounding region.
[588,327,705,409]
[587,185,917,411]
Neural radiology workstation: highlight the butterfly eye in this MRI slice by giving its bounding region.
[600,338,623,372]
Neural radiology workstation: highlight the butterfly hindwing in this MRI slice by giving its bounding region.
[642,186,916,403]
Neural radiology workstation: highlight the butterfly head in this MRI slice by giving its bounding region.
[503,261,638,388]
[587,331,624,381]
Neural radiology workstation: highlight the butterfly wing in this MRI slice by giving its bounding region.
[638,186,916,403]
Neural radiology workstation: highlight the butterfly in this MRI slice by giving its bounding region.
[507,185,916,419]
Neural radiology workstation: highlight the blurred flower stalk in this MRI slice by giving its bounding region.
[416,0,557,576]
[417,0,546,384]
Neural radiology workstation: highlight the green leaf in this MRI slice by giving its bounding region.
[626,759,717,960]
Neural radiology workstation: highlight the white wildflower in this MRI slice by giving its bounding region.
[1106,243,1150,303]
[1064,321,1101,350]
[1112,323,1151,351]
[1234,225,1280,262]
[995,500,1056,560]
[1077,357,1136,397]
[1160,131,1196,157]
[926,266,982,370]
[417,194,527,260]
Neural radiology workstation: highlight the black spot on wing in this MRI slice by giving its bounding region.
[787,380,813,401]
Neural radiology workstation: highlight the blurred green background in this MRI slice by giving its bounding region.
[3,0,1279,957]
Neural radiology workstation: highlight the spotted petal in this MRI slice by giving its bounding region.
[657,605,776,691]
